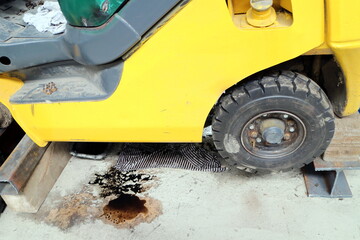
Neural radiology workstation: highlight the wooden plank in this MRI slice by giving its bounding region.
[323,114,360,162]
[1,143,70,213]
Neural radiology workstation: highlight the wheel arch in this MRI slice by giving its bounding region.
[204,55,347,129]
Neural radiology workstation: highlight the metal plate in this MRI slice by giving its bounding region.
[303,163,352,198]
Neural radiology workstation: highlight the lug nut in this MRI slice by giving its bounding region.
[249,124,255,130]
[287,120,295,126]
[250,131,258,138]
[283,114,289,119]
[262,114,268,117]
[289,127,295,133]
[283,133,291,140]
[256,137,262,143]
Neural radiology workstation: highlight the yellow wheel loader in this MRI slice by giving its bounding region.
[0,0,359,171]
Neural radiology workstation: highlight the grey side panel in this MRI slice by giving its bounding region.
[122,0,190,60]
[64,0,184,65]
[10,60,123,104]
[0,38,70,72]
[11,26,55,39]
[0,17,24,42]
[64,15,141,65]
[119,0,181,36]
[0,0,188,72]
[0,18,70,72]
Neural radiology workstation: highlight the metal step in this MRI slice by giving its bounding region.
[9,60,123,104]
[303,159,359,198]
[323,114,360,162]
[303,114,360,198]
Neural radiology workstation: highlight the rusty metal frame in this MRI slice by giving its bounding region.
[0,135,48,195]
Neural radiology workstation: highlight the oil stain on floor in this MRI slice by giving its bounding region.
[101,194,162,228]
[31,166,161,230]
[89,167,154,197]
[103,194,148,223]
[90,167,162,228]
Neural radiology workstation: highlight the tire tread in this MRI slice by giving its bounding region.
[212,71,335,172]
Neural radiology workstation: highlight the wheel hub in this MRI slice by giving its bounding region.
[240,111,306,158]
[260,119,285,144]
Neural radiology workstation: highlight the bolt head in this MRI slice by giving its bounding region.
[283,114,289,119]
[249,124,255,130]
[251,0,273,11]
[289,127,295,133]
[102,0,109,12]
[256,137,262,143]
[287,120,295,126]
[250,131,258,138]
[283,133,291,140]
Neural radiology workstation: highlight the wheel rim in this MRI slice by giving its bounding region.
[240,111,306,159]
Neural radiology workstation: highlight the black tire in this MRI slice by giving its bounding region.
[0,103,12,129]
[212,71,335,171]
[0,196,6,214]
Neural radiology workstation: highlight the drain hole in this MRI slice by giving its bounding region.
[0,57,11,65]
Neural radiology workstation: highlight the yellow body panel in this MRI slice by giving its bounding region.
[1,0,325,146]
[0,74,23,109]
[0,75,46,145]
[326,0,360,116]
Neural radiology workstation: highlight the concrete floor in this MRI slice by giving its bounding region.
[1,148,360,240]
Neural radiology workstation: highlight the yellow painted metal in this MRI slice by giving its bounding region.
[246,6,277,28]
[0,75,46,146]
[326,0,360,116]
[280,0,292,12]
[230,0,250,14]
[303,43,333,55]
[0,0,324,146]
[0,74,22,109]
[246,0,276,27]
[230,0,292,14]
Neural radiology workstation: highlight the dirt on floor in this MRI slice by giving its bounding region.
[22,167,162,231]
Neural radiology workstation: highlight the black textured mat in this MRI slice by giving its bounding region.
[116,142,226,172]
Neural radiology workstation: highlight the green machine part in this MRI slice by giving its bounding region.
[58,0,127,27]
